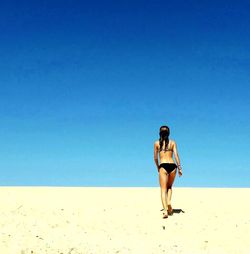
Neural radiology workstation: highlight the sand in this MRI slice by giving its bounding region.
[0,187,249,254]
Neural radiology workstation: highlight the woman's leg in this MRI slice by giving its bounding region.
[159,167,168,213]
[167,169,177,212]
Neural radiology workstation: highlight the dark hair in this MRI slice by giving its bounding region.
[159,125,170,151]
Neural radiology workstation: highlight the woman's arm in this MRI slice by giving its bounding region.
[154,142,160,172]
[173,140,182,176]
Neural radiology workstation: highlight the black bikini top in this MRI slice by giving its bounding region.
[159,141,173,152]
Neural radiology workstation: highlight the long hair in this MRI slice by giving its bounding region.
[159,125,170,151]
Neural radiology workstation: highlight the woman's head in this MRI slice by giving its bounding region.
[159,125,170,150]
[159,125,170,139]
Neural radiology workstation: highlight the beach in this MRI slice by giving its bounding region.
[0,187,249,254]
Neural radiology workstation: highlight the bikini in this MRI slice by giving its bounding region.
[159,142,177,174]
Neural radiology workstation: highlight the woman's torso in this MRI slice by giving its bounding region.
[157,139,175,164]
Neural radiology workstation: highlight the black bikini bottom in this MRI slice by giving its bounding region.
[159,163,177,174]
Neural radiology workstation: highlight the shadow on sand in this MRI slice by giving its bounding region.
[172,208,185,214]
[160,208,185,214]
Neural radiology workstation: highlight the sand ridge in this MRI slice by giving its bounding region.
[0,187,250,254]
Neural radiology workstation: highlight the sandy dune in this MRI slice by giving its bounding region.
[0,187,249,254]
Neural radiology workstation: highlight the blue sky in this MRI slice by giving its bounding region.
[0,0,249,187]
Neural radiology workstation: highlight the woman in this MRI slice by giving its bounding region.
[154,125,183,218]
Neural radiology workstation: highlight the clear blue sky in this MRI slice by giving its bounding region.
[1,0,249,187]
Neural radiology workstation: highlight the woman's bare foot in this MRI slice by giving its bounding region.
[168,205,173,215]
[162,209,168,219]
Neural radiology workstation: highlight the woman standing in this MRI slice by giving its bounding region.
[154,125,183,218]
